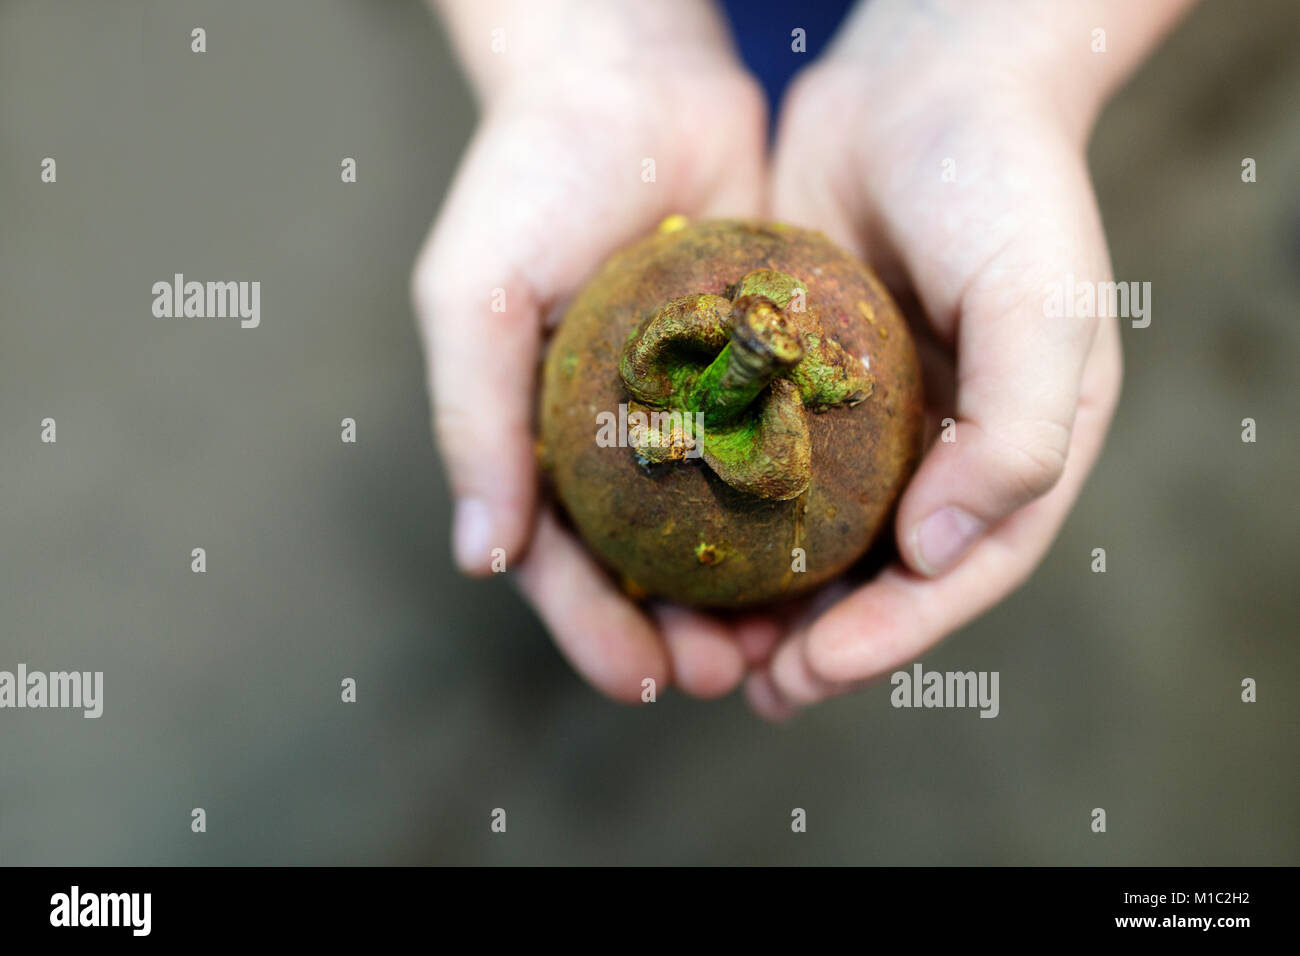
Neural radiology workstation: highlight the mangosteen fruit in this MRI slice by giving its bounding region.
[538,217,923,609]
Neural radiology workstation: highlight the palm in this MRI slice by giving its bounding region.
[735,65,1123,717]
[416,67,769,701]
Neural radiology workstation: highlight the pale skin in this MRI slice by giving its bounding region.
[413,0,1194,718]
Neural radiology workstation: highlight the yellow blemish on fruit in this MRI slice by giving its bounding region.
[658,214,689,234]
[695,541,724,566]
[857,300,875,323]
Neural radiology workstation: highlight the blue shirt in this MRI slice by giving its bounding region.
[719,0,856,116]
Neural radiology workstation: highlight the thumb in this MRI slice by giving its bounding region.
[411,238,540,576]
[410,114,562,576]
[896,215,1111,577]
[411,104,684,574]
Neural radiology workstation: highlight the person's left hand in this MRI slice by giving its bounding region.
[741,11,1125,718]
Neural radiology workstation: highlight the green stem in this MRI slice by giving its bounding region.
[689,295,803,428]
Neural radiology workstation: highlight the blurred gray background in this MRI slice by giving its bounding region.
[1,0,1296,865]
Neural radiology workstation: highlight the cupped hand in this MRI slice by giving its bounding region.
[748,24,1125,717]
[411,52,774,701]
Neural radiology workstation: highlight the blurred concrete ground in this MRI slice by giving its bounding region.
[0,0,1296,864]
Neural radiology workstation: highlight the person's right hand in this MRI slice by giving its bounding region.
[411,3,770,701]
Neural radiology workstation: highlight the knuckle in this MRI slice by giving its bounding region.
[431,397,530,466]
[804,645,846,686]
[414,268,527,337]
[430,399,484,459]
[985,419,1071,500]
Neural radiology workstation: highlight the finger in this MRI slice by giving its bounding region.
[840,126,1113,577]
[514,510,670,703]
[768,632,847,707]
[727,581,848,671]
[743,670,796,722]
[731,614,784,667]
[411,107,667,575]
[756,580,853,707]
[774,83,1108,583]
[410,122,548,575]
[652,605,745,699]
[896,188,1112,577]
[799,323,1120,689]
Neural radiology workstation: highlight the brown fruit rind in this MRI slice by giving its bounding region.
[539,219,924,609]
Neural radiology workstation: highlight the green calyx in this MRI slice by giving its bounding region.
[618,268,873,500]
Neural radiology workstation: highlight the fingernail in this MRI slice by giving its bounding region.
[452,498,492,571]
[913,506,984,576]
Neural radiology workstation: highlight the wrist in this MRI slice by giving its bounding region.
[822,0,1194,142]
[434,0,743,109]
